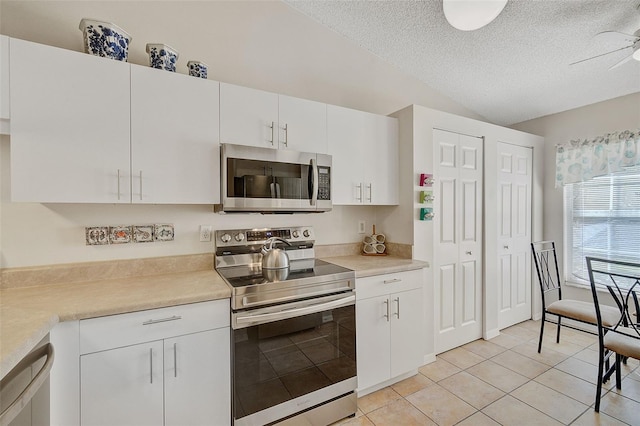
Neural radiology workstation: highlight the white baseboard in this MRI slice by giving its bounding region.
[357,369,418,397]
[484,329,500,339]
[423,353,436,365]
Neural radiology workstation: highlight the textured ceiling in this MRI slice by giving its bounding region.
[285,0,640,126]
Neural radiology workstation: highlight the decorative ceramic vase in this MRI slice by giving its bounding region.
[146,43,179,72]
[187,60,208,79]
[79,18,131,61]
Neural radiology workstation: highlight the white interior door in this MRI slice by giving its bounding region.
[433,129,483,353]
[497,142,533,329]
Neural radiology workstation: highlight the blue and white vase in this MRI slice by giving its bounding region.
[146,43,179,72]
[187,61,208,79]
[79,18,131,61]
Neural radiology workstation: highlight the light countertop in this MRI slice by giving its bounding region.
[1,270,230,378]
[320,255,429,278]
[1,254,428,380]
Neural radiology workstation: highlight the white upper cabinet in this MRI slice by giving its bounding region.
[278,94,327,153]
[130,66,220,204]
[0,35,9,134]
[220,83,278,149]
[9,38,131,203]
[220,82,327,153]
[328,105,399,205]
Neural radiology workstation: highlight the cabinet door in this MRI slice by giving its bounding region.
[164,328,231,426]
[220,83,278,149]
[363,115,399,205]
[80,341,164,426]
[327,105,365,204]
[131,66,220,204]
[390,288,423,378]
[9,38,131,203]
[356,295,391,391]
[0,35,9,134]
[278,95,327,153]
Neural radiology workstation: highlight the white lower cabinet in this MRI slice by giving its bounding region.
[79,300,230,426]
[356,270,424,394]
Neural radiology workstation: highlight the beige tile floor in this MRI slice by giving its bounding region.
[336,320,640,426]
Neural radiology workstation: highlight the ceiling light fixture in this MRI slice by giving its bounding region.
[443,0,508,31]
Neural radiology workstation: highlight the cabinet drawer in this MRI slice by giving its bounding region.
[356,269,423,300]
[80,299,229,355]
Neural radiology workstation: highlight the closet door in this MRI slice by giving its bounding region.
[433,129,483,354]
[497,142,533,329]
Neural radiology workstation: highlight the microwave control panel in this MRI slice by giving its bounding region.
[318,166,331,200]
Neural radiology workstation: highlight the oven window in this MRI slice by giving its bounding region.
[227,158,311,200]
[233,305,356,419]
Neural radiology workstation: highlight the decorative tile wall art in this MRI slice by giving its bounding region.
[85,227,109,245]
[154,224,175,241]
[85,224,174,245]
[109,226,132,244]
[133,225,154,243]
[420,191,434,203]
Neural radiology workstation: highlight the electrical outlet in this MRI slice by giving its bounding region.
[358,221,366,234]
[199,225,212,242]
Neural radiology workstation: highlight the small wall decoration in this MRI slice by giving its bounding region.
[85,224,174,245]
[86,226,109,245]
[419,173,434,186]
[420,191,434,203]
[109,226,132,244]
[154,224,175,241]
[133,225,154,243]
[420,208,435,221]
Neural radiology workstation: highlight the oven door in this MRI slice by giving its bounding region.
[232,292,356,426]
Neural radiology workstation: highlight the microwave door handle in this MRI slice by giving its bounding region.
[310,158,319,206]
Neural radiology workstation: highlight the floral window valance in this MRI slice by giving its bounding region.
[555,130,640,188]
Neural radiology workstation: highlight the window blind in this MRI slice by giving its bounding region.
[566,166,640,284]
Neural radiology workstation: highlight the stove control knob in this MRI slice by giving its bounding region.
[220,233,232,243]
[303,229,311,238]
[234,233,245,242]
[292,230,300,238]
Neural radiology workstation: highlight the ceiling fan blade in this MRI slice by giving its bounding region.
[594,30,640,45]
[569,45,632,66]
[608,51,635,70]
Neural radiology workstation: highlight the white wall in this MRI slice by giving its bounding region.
[511,92,640,303]
[0,1,485,268]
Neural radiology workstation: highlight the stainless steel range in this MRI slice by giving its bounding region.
[215,226,357,426]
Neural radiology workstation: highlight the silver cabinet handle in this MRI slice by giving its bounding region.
[117,169,121,201]
[504,245,509,249]
[356,183,363,202]
[466,251,472,255]
[149,348,153,384]
[269,121,275,145]
[383,278,402,284]
[142,315,182,326]
[0,343,54,426]
[383,299,390,322]
[366,183,372,202]
[283,123,288,147]
[173,343,177,378]
[139,170,143,201]
[394,297,400,319]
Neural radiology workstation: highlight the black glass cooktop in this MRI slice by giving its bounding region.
[217,259,353,288]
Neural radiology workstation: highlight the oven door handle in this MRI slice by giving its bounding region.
[235,294,355,327]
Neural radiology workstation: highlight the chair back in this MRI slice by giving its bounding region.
[531,241,563,307]
[587,257,640,336]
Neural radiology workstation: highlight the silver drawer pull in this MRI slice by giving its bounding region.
[383,278,402,284]
[143,315,182,326]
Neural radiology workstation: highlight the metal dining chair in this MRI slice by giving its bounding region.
[587,256,640,412]
[531,241,621,353]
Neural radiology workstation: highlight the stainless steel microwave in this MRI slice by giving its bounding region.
[217,143,332,213]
